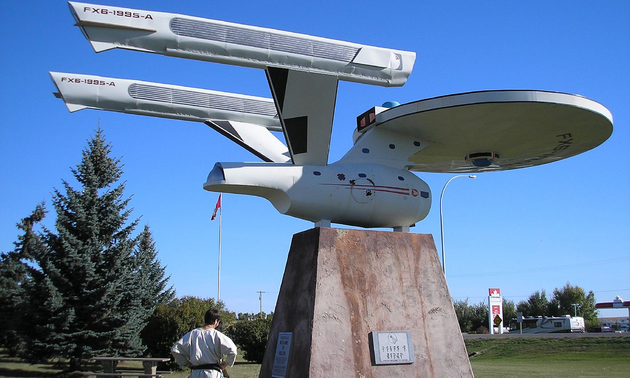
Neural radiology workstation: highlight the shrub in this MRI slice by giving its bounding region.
[226,318,272,363]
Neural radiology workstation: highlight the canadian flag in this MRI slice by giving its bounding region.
[211,194,222,221]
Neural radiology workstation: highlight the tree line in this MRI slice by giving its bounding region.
[454,283,598,334]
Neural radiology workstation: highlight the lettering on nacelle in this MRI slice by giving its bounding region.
[60,77,116,87]
[82,7,154,20]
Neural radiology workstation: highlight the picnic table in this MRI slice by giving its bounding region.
[91,356,171,377]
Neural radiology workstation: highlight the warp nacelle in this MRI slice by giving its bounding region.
[49,72,280,129]
[204,163,431,228]
[68,1,415,87]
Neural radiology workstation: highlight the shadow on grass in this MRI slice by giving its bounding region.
[0,349,262,378]
[0,366,76,378]
[0,367,49,377]
[0,352,95,378]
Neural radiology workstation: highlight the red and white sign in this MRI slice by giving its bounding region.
[489,288,501,297]
[492,305,501,316]
[488,288,504,334]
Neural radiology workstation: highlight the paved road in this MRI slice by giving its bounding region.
[463,332,629,339]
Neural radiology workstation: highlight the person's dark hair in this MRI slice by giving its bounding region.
[204,309,222,326]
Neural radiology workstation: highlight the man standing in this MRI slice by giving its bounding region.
[172,309,238,378]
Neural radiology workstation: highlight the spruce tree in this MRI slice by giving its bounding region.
[0,204,46,356]
[0,251,24,355]
[113,226,175,355]
[134,225,175,310]
[12,129,172,370]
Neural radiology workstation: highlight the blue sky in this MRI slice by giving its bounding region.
[1,1,628,319]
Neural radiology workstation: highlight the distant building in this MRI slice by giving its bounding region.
[596,296,630,321]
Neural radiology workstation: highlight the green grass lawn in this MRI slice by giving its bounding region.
[162,361,261,378]
[470,360,629,378]
[1,336,628,377]
[466,336,630,378]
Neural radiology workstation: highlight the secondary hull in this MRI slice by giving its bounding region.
[204,162,431,228]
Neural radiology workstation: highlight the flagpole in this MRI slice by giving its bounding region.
[218,194,222,302]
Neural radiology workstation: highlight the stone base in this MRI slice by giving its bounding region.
[258,228,473,378]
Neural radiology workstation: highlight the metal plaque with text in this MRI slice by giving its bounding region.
[371,331,414,365]
[271,332,292,377]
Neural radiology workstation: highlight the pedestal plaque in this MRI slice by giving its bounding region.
[271,332,292,378]
[258,228,474,378]
[371,331,414,365]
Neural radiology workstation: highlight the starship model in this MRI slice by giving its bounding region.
[51,2,613,231]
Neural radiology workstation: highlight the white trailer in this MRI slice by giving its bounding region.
[509,315,585,334]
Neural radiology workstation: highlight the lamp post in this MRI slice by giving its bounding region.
[572,303,581,317]
[440,175,476,274]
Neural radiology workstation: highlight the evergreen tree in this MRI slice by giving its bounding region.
[0,206,44,355]
[0,251,25,355]
[11,129,171,370]
[118,226,176,355]
[134,225,176,310]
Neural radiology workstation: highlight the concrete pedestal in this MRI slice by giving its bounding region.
[259,228,473,378]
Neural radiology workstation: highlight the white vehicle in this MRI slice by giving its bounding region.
[509,315,585,334]
[51,2,614,230]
